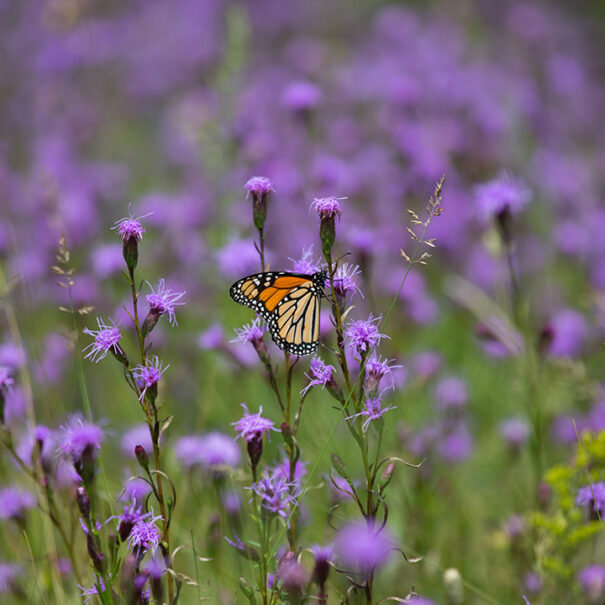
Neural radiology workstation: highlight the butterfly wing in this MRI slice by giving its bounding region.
[229,271,322,355]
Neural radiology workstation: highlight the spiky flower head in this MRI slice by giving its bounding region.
[345,314,389,359]
[82,317,125,364]
[127,512,163,555]
[311,197,344,260]
[112,209,151,270]
[57,414,104,466]
[248,470,296,519]
[231,318,267,347]
[576,482,605,520]
[144,279,185,332]
[245,176,275,231]
[132,356,169,402]
[347,391,396,432]
[289,245,322,275]
[231,404,275,443]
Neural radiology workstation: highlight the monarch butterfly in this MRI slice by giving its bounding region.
[229,270,327,355]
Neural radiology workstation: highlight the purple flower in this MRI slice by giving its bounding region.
[412,599,437,605]
[503,515,525,538]
[221,491,242,515]
[310,544,334,563]
[331,263,363,298]
[132,356,169,400]
[434,376,468,411]
[217,238,260,278]
[579,565,605,601]
[146,279,186,326]
[302,357,335,395]
[335,521,393,573]
[576,482,605,518]
[82,317,123,362]
[273,460,307,485]
[365,353,401,392]
[112,209,148,242]
[311,197,343,220]
[249,470,296,519]
[329,475,356,501]
[198,324,225,350]
[0,366,13,393]
[0,486,36,521]
[474,172,531,221]
[499,417,530,448]
[121,424,154,459]
[127,511,162,554]
[57,415,104,464]
[79,578,106,604]
[282,81,322,111]
[289,246,322,275]
[231,318,267,346]
[175,433,240,469]
[345,315,389,358]
[232,403,275,442]
[348,392,396,432]
[412,351,443,379]
[547,309,588,358]
[438,423,473,463]
[524,572,542,594]
[0,562,21,592]
[114,502,149,541]
[120,478,152,507]
[245,176,274,196]
[91,243,124,278]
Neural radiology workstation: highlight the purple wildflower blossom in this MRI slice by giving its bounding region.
[335,521,393,572]
[120,478,152,507]
[438,423,473,463]
[289,246,322,275]
[57,415,104,464]
[547,309,588,358]
[0,366,13,392]
[79,578,108,604]
[311,197,343,220]
[0,486,36,521]
[114,502,149,542]
[112,209,148,242]
[273,460,307,485]
[331,263,363,298]
[301,357,335,395]
[0,562,21,592]
[245,176,274,196]
[434,376,468,411]
[365,353,401,392]
[412,351,443,379]
[282,81,322,111]
[524,572,542,594]
[222,491,242,515]
[132,356,169,400]
[474,172,531,221]
[345,315,389,358]
[175,433,240,469]
[82,317,122,362]
[232,404,275,442]
[127,511,163,554]
[503,515,525,538]
[499,417,530,448]
[121,424,154,459]
[311,544,334,563]
[579,565,605,601]
[347,392,396,432]
[576,482,605,518]
[146,279,186,326]
[231,318,267,346]
[249,470,296,519]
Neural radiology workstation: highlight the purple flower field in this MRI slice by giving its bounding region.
[1,1,605,603]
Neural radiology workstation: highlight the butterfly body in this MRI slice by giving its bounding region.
[229,270,327,355]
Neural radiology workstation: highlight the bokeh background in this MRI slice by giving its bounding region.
[2,0,605,603]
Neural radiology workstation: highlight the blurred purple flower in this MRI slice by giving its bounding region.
[57,415,104,464]
[547,309,588,358]
[0,562,21,592]
[289,246,322,275]
[175,433,240,469]
[146,279,185,326]
[273,459,307,485]
[576,482,605,518]
[524,572,542,595]
[121,425,154,459]
[438,423,473,463]
[79,578,106,604]
[578,565,605,601]
[434,376,468,411]
[0,486,36,521]
[91,243,124,278]
[0,366,14,393]
[0,343,26,370]
[412,351,442,379]
[120,478,152,507]
[474,172,531,221]
[221,491,242,515]
[282,81,322,111]
[82,317,123,363]
[232,403,275,442]
[345,315,389,358]
[335,521,393,573]
[503,514,525,538]
[499,417,530,449]
[217,238,260,278]
[198,323,224,350]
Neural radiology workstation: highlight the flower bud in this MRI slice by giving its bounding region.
[245,177,274,232]
[247,432,263,472]
[76,485,91,519]
[134,445,149,470]
[443,568,464,604]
